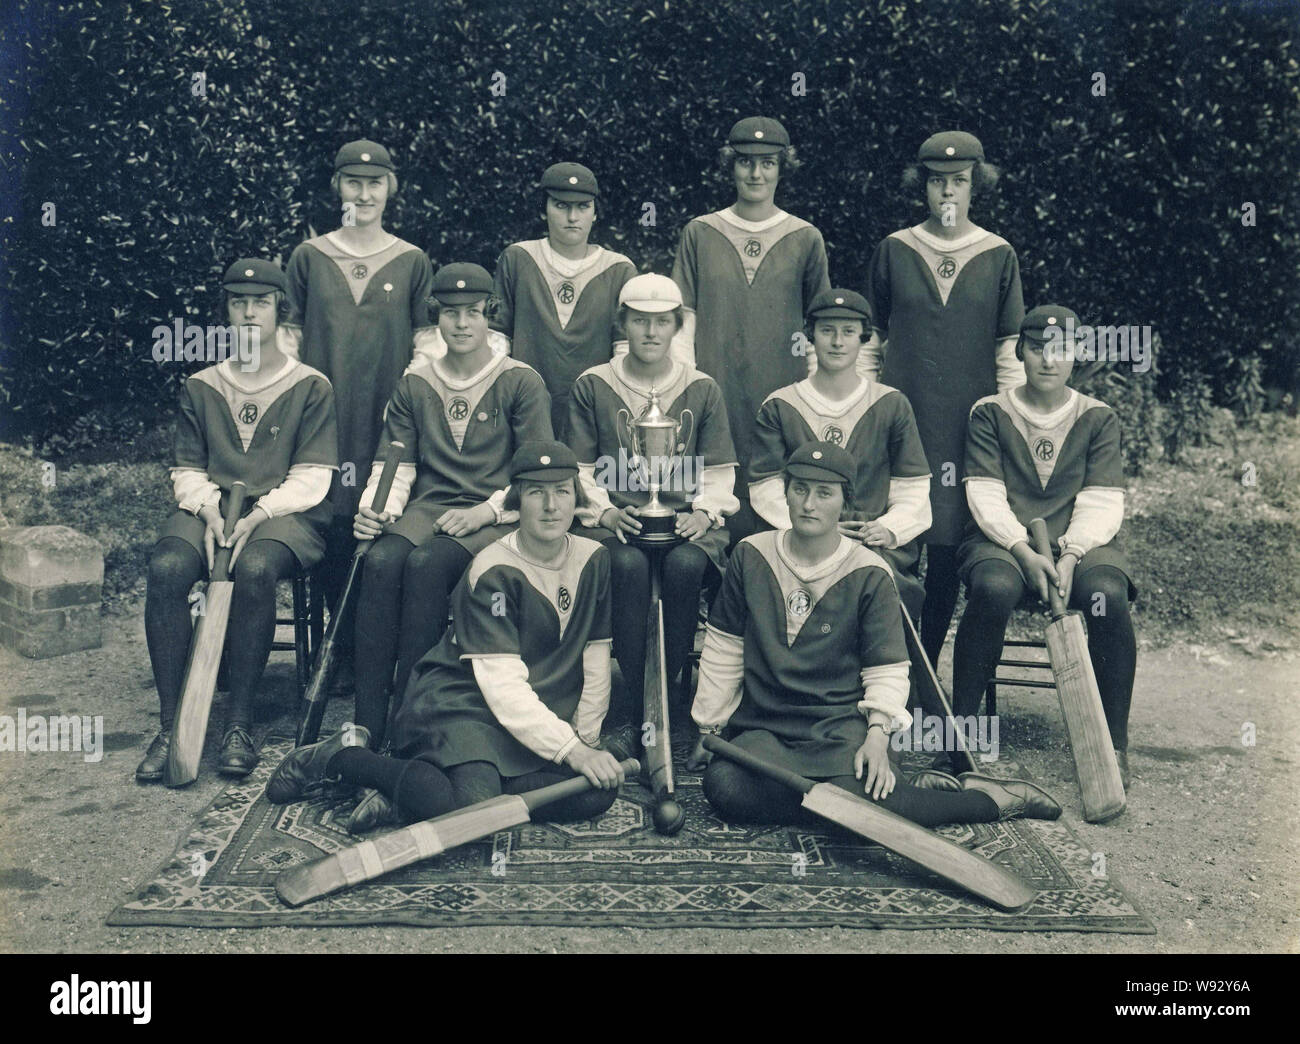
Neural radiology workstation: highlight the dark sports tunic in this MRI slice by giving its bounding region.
[672,210,830,477]
[285,233,434,519]
[378,353,554,555]
[958,389,1136,595]
[161,359,338,567]
[568,357,737,575]
[390,533,611,777]
[749,378,931,595]
[494,240,636,440]
[709,532,908,778]
[866,227,1024,543]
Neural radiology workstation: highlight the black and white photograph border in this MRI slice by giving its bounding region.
[0,0,1297,962]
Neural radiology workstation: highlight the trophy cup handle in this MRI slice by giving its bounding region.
[615,407,636,464]
[676,408,695,456]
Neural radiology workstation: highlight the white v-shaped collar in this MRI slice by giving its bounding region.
[325,230,399,257]
[718,207,789,233]
[907,223,989,253]
[1007,387,1077,427]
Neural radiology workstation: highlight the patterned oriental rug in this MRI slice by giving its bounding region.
[108,735,1154,932]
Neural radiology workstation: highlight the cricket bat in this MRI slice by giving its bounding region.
[166,481,248,787]
[642,550,684,835]
[898,605,978,774]
[1027,518,1126,823]
[275,757,639,906]
[296,441,406,746]
[702,736,1035,911]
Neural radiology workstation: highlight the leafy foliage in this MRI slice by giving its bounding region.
[1,0,1297,458]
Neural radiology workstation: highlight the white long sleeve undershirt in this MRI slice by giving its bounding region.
[171,463,332,519]
[171,468,222,516]
[256,464,333,518]
[965,477,1030,550]
[690,625,746,732]
[749,476,790,530]
[471,641,612,764]
[875,475,933,547]
[691,626,912,734]
[1062,487,1125,556]
[750,473,930,548]
[995,336,1025,391]
[357,460,513,525]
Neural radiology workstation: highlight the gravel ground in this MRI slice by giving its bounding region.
[1,609,1296,954]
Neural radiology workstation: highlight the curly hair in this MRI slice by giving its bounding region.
[900,160,1000,196]
[718,144,801,179]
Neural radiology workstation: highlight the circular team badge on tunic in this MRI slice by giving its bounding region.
[238,402,259,425]
[743,239,762,257]
[351,263,368,280]
[1033,437,1056,462]
[557,586,571,613]
[936,257,957,279]
[557,281,575,305]
[447,397,469,421]
[821,424,844,445]
[786,589,812,617]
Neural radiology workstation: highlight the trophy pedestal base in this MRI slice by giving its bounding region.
[630,512,681,549]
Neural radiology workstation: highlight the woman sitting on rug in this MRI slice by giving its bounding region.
[265,442,626,833]
[685,441,1061,827]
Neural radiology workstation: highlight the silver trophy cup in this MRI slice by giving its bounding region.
[616,390,694,545]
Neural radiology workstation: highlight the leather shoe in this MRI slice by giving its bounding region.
[347,788,398,834]
[265,723,369,804]
[135,730,171,783]
[1115,750,1131,790]
[600,722,641,764]
[958,773,1062,821]
[910,768,962,792]
[218,725,258,777]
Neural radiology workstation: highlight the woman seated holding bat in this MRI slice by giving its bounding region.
[350,262,552,749]
[136,258,338,782]
[567,273,739,734]
[952,305,1137,783]
[265,442,626,832]
[748,288,931,620]
[686,441,1060,825]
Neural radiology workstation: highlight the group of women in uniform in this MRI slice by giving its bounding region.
[135,117,1137,840]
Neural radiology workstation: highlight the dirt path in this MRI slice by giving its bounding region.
[1,610,1296,953]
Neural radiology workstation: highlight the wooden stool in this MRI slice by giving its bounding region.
[984,638,1055,716]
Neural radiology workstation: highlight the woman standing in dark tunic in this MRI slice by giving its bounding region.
[864,131,1025,666]
[265,442,626,832]
[281,139,437,624]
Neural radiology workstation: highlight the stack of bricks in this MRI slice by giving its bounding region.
[0,526,103,658]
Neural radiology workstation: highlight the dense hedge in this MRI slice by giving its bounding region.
[1,0,1297,453]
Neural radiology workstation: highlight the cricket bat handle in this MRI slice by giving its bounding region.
[367,441,405,525]
[211,482,248,582]
[1027,518,1068,617]
[520,758,640,813]
[701,735,814,796]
